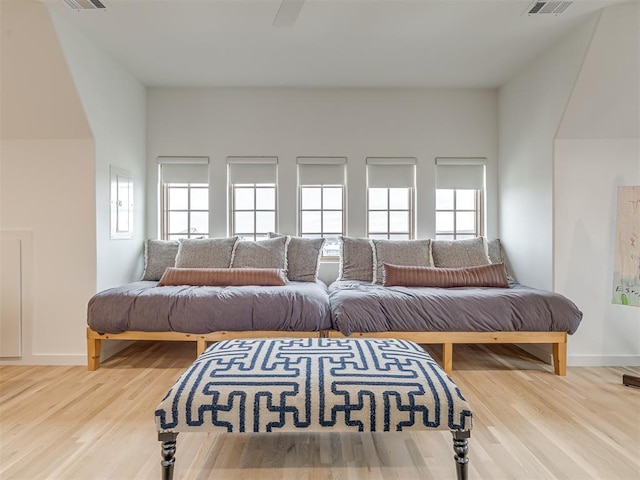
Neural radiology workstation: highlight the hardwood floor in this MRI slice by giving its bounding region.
[1,341,638,480]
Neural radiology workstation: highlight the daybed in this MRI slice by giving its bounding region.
[87,235,331,370]
[328,237,583,376]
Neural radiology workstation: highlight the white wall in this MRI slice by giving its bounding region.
[147,87,499,282]
[0,0,147,365]
[555,140,639,365]
[0,0,96,364]
[554,4,640,366]
[498,14,598,290]
[50,9,148,292]
[557,5,639,140]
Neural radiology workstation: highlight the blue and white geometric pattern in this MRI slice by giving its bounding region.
[155,338,472,434]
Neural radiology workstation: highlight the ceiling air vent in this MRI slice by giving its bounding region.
[62,0,106,10]
[524,1,572,16]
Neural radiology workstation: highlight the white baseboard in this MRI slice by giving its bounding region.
[0,354,85,366]
[567,355,640,367]
[0,340,135,366]
[499,344,640,367]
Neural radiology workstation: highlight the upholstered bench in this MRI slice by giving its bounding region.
[155,338,474,480]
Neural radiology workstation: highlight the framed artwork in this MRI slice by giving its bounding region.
[612,185,640,306]
[110,165,134,240]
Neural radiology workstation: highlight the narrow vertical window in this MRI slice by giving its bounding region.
[366,158,416,239]
[297,157,347,257]
[159,157,210,240]
[228,157,278,240]
[435,158,485,239]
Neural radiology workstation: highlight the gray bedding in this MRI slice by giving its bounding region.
[88,280,331,334]
[329,281,582,336]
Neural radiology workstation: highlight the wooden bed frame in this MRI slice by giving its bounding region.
[86,328,322,371]
[87,327,567,375]
[326,330,567,376]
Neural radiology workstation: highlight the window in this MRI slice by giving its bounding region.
[159,157,209,240]
[163,183,209,240]
[297,158,347,257]
[435,189,482,239]
[368,187,413,239]
[435,158,485,240]
[228,157,278,240]
[299,186,344,256]
[366,158,416,239]
[231,184,276,240]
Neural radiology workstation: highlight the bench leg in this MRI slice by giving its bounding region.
[452,430,470,480]
[87,337,101,371]
[159,432,178,480]
[443,343,453,375]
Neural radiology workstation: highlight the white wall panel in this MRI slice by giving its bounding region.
[0,237,21,357]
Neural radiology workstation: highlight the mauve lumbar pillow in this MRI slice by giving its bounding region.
[158,267,287,287]
[382,262,509,288]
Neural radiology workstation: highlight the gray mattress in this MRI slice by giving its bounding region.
[88,280,331,334]
[329,281,582,336]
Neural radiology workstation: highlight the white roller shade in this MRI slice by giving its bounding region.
[297,157,346,185]
[227,157,278,184]
[158,156,209,184]
[435,158,486,190]
[366,158,416,188]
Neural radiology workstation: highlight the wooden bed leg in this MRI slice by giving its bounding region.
[553,341,567,376]
[443,343,453,375]
[87,336,101,371]
[159,432,178,480]
[196,338,207,357]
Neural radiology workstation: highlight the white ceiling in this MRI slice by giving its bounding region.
[43,0,632,88]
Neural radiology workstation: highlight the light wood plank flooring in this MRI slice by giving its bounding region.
[1,341,638,480]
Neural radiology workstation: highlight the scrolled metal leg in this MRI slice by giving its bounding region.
[159,432,178,480]
[452,430,470,480]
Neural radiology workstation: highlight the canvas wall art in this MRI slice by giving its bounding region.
[613,185,640,306]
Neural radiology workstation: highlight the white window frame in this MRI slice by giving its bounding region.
[367,187,415,239]
[365,157,416,240]
[296,157,347,257]
[158,156,210,240]
[227,156,278,240]
[298,184,345,257]
[434,157,486,240]
[230,183,277,240]
[162,183,209,240]
[435,188,484,239]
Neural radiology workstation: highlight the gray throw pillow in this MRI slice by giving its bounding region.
[231,236,288,269]
[486,238,503,265]
[175,237,238,268]
[372,239,431,284]
[338,237,374,282]
[269,233,325,282]
[431,237,490,268]
[142,239,179,281]
[486,238,514,281]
